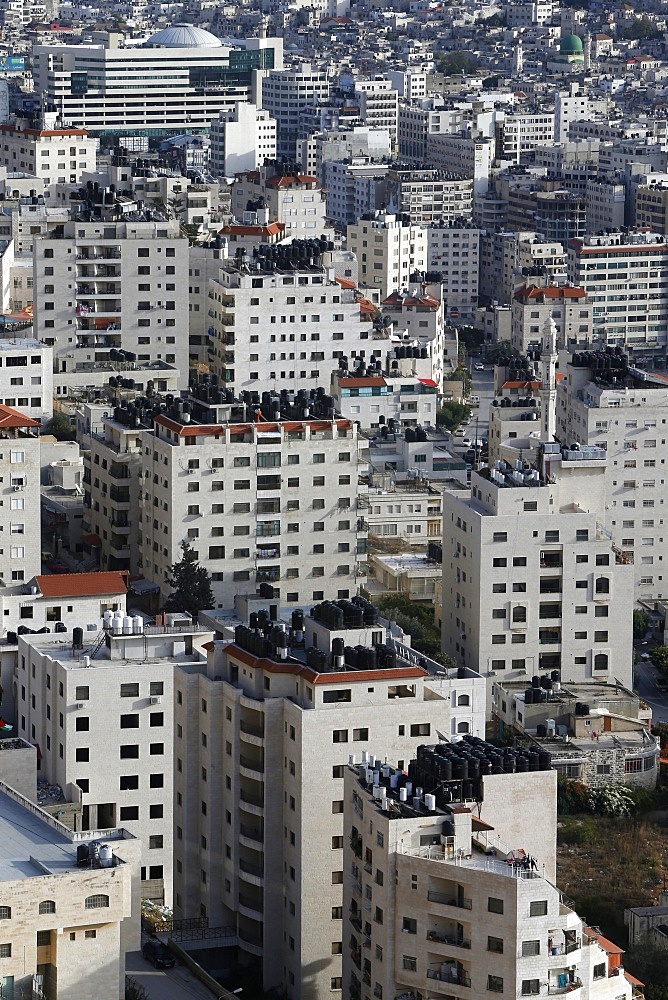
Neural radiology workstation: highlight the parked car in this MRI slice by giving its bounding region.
[474,362,485,371]
[142,940,176,969]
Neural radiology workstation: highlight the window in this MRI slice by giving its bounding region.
[38,900,56,915]
[522,940,540,956]
[493,532,507,542]
[0,945,11,957]
[487,936,503,953]
[353,728,369,741]
[120,683,139,698]
[75,717,89,732]
[522,981,540,995]
[333,729,348,743]
[120,775,139,790]
[120,714,139,729]
[0,908,10,920]
[593,963,606,980]
[84,895,109,909]
[120,806,139,821]
[488,976,503,993]
[120,745,139,759]
[410,723,430,737]
[529,900,548,916]
[488,897,504,914]
[150,804,163,819]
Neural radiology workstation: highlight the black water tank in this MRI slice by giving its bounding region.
[77,843,90,867]
[73,627,84,649]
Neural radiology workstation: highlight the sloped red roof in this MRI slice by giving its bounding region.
[335,277,356,289]
[514,284,585,302]
[219,222,284,237]
[36,571,128,598]
[338,376,386,388]
[265,175,318,188]
[0,404,39,429]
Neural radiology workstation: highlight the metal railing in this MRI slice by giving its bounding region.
[427,890,472,909]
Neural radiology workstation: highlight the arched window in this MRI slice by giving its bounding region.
[594,653,609,672]
[595,577,609,595]
[38,900,55,915]
[512,606,527,623]
[457,694,470,707]
[84,894,109,910]
[457,721,470,734]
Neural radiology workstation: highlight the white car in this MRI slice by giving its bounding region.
[474,362,485,371]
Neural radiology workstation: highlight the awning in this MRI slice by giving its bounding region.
[418,378,438,388]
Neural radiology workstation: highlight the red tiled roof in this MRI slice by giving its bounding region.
[36,571,128,598]
[335,277,356,289]
[225,643,427,683]
[0,124,86,137]
[265,175,318,188]
[585,928,624,955]
[514,284,585,301]
[359,299,376,315]
[0,404,39,429]
[219,222,284,237]
[338,376,386,388]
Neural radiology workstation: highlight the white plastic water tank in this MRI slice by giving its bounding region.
[122,616,133,635]
[82,655,90,668]
[399,787,407,802]
[132,615,144,634]
[424,793,436,811]
[111,616,122,635]
[98,844,113,868]
[103,610,114,629]
[114,609,124,619]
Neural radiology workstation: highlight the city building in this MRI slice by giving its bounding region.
[20,618,214,906]
[0,775,140,1000]
[259,63,330,159]
[207,239,372,394]
[384,168,474,226]
[426,220,480,322]
[32,32,283,137]
[33,220,190,385]
[441,443,634,701]
[511,283,591,354]
[567,230,668,361]
[171,598,486,998]
[556,350,668,601]
[342,745,636,1000]
[137,382,368,610]
[354,80,399,149]
[491,678,658,788]
[347,212,426,300]
[230,171,327,239]
[380,279,449,391]
[209,103,277,178]
[426,134,494,199]
[0,124,97,197]
[0,403,41,588]
[0,338,52,421]
[330,361,439,431]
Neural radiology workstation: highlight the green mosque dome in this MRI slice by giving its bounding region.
[560,34,584,54]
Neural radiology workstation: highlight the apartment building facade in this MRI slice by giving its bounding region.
[171,605,486,1000]
[0,404,41,589]
[207,245,373,394]
[441,446,634,700]
[259,63,330,159]
[138,394,367,610]
[511,283,591,354]
[19,621,213,907]
[209,103,277,178]
[0,124,97,196]
[342,751,634,1000]
[231,172,327,239]
[347,212,427,301]
[426,220,480,322]
[556,353,668,602]
[354,81,399,149]
[0,338,52,421]
[33,220,190,383]
[567,230,668,361]
[384,168,474,226]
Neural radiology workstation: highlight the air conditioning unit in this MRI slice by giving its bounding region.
[12,485,22,492]
[150,696,162,705]
[76,702,85,710]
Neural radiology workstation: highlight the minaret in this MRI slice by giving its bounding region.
[584,32,592,72]
[540,313,558,442]
[514,36,524,76]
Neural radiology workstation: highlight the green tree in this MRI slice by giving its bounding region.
[622,17,662,40]
[43,410,77,441]
[650,645,668,674]
[375,596,457,669]
[633,608,650,643]
[456,326,486,357]
[437,51,478,76]
[625,943,668,988]
[164,540,215,619]
[436,400,471,432]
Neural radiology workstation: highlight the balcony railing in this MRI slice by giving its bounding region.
[427,890,472,909]
[240,720,264,738]
[239,824,263,843]
[239,858,263,878]
[427,968,471,988]
[427,930,471,949]
[240,755,264,773]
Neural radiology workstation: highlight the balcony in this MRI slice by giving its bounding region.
[539,631,561,646]
[239,824,263,845]
[238,893,263,917]
[239,858,264,883]
[427,968,471,988]
[427,930,471,950]
[540,555,562,569]
[110,485,130,504]
[256,547,280,561]
[427,890,472,910]
[239,754,264,778]
[256,567,280,583]
[548,979,582,995]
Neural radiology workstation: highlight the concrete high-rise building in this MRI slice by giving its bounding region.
[137,384,368,610]
[0,403,41,588]
[426,134,494,200]
[511,283,591,354]
[567,230,668,361]
[172,598,486,1000]
[0,124,96,197]
[20,620,213,907]
[384,168,474,226]
[426,220,480,323]
[209,102,277,178]
[259,64,330,159]
[231,171,327,239]
[441,444,634,700]
[347,212,426,300]
[556,351,668,602]
[33,220,190,385]
[33,32,283,137]
[207,242,372,394]
[342,746,636,1000]
[354,80,399,150]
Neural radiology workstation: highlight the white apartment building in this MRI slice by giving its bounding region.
[231,171,327,239]
[0,404,41,589]
[585,180,626,234]
[259,63,330,159]
[354,80,399,149]
[0,124,97,197]
[20,620,213,907]
[0,338,52,422]
[330,361,439,431]
[209,103,277,178]
[361,483,444,543]
[138,388,367,610]
[426,134,494,199]
[0,781,140,1000]
[387,70,428,101]
[32,34,283,136]
[511,283,591,354]
[517,235,567,283]
[342,749,635,1000]
[567,230,668,360]
[208,242,373,394]
[171,601,486,999]
[323,160,389,228]
[384,168,474,226]
[556,352,668,602]
[441,444,634,701]
[380,279,449,391]
[33,220,190,384]
[426,220,480,321]
[397,102,462,163]
[347,212,427,300]
[497,111,555,163]
[554,86,609,143]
